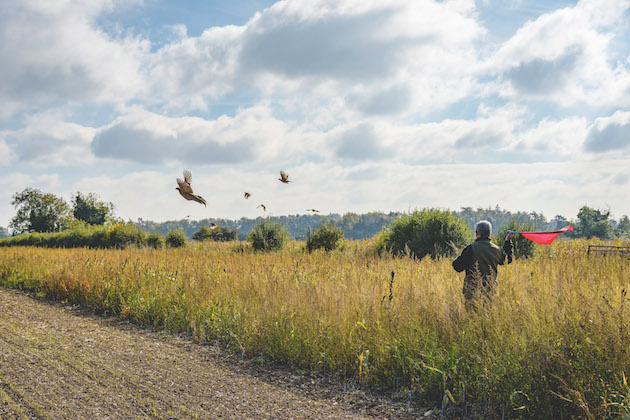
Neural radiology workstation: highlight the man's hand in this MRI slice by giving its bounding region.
[506,232,515,241]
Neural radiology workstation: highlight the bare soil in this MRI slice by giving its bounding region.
[0,288,428,419]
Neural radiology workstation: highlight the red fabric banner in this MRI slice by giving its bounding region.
[516,225,574,245]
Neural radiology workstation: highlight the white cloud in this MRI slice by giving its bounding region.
[5,111,96,166]
[0,139,16,165]
[146,0,485,115]
[486,0,630,106]
[91,105,319,166]
[0,0,148,117]
[584,110,630,153]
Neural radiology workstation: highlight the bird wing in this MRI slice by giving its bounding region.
[280,171,289,181]
[176,178,194,194]
[183,170,193,185]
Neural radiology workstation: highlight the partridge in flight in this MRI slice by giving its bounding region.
[279,171,291,184]
[257,204,266,211]
[244,192,251,199]
[176,170,207,206]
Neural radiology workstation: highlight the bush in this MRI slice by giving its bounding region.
[147,232,164,249]
[247,220,290,252]
[192,225,239,242]
[165,229,187,248]
[106,224,147,249]
[494,218,537,259]
[306,224,344,252]
[375,208,471,259]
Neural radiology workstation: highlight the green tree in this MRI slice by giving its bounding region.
[306,223,344,252]
[0,227,8,238]
[576,206,614,239]
[247,220,290,252]
[615,215,630,238]
[72,192,115,225]
[165,229,187,248]
[10,188,71,234]
[376,209,472,259]
[192,225,239,242]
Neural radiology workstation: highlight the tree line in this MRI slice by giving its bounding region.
[1,187,629,241]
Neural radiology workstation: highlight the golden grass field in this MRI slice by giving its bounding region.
[1,238,629,418]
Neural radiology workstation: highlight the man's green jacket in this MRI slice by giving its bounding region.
[452,237,513,299]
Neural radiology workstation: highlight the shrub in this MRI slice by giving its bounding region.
[375,208,471,259]
[165,229,187,248]
[306,224,344,252]
[247,220,290,252]
[192,225,238,242]
[494,218,537,259]
[147,232,164,249]
[106,224,147,249]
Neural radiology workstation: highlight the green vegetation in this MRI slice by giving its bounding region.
[0,223,148,249]
[72,192,116,225]
[146,232,164,249]
[192,225,239,242]
[165,229,187,248]
[577,206,614,239]
[495,218,538,259]
[0,239,629,418]
[306,223,344,252]
[247,219,290,252]
[375,209,471,259]
[10,187,72,234]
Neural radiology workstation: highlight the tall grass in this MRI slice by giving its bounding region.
[0,239,629,417]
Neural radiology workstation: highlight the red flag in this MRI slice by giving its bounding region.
[510,225,574,245]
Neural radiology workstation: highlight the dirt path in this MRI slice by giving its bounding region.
[0,288,423,419]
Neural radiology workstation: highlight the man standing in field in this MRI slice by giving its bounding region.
[452,220,514,303]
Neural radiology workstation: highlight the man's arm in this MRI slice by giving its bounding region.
[452,245,473,272]
[501,232,514,265]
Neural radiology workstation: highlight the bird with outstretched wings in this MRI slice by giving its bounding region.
[210,222,218,229]
[306,209,320,213]
[175,170,207,206]
[257,204,266,211]
[244,192,251,199]
[279,171,291,184]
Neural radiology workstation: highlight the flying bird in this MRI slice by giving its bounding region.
[279,171,291,184]
[306,209,320,213]
[175,170,207,206]
[257,204,266,211]
[210,222,218,229]
[244,192,251,199]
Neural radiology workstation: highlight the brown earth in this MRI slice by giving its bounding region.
[0,288,431,419]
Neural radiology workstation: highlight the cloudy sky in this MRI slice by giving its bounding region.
[1,0,629,226]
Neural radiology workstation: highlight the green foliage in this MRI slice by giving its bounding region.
[247,219,290,251]
[10,187,71,233]
[615,215,630,238]
[146,232,164,249]
[192,225,239,242]
[306,223,344,252]
[0,224,149,249]
[375,209,471,259]
[577,206,614,239]
[72,192,115,225]
[0,227,8,238]
[165,229,187,248]
[105,224,147,249]
[494,218,537,259]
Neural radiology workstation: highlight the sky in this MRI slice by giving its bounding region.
[1,0,630,227]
